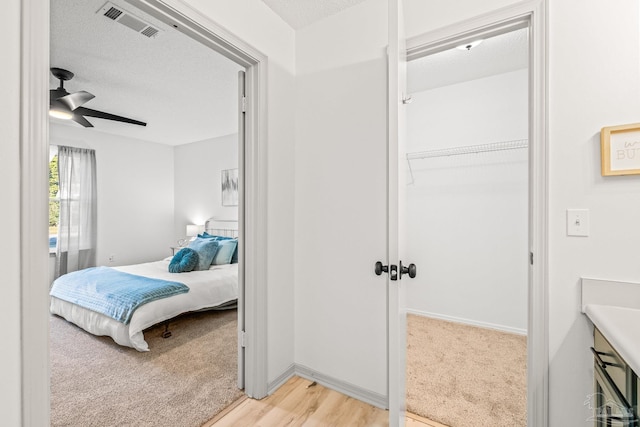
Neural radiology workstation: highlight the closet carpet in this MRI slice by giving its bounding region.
[50,309,243,427]
[407,314,527,427]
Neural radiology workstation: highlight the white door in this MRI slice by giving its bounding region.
[386,0,412,425]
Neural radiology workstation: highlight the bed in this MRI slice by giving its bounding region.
[49,219,239,351]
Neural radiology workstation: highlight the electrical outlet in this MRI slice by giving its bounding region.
[567,209,589,237]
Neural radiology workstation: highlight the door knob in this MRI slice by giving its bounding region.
[375,262,399,280]
[399,260,416,279]
[374,261,388,276]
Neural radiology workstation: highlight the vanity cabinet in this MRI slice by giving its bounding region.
[592,327,639,426]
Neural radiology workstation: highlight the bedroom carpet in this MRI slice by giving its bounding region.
[406,314,527,427]
[50,309,243,427]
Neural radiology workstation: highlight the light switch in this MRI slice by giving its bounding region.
[567,209,589,237]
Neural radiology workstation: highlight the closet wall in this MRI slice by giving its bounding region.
[406,69,528,333]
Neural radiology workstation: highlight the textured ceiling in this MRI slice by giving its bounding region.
[50,0,243,146]
[408,28,528,94]
[262,0,369,29]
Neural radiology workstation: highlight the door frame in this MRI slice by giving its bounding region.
[20,0,269,424]
[387,1,407,425]
[389,1,548,425]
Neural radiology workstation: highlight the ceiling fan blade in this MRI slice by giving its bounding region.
[72,114,94,128]
[57,91,95,111]
[75,107,147,127]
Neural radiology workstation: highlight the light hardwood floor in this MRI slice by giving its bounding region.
[203,376,447,427]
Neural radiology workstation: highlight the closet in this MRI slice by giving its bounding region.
[405,28,529,335]
[403,24,532,427]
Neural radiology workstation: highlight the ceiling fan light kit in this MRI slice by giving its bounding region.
[49,104,73,120]
[49,67,147,128]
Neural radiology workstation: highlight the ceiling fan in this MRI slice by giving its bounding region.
[49,67,146,128]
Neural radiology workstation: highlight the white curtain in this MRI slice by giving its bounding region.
[55,146,97,278]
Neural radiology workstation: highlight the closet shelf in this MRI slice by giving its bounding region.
[406,139,528,184]
[407,139,528,160]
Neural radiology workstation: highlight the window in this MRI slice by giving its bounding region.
[54,145,97,276]
[49,146,59,251]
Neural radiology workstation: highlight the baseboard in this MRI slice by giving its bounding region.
[294,364,388,410]
[407,309,527,336]
[266,363,388,410]
[267,364,296,395]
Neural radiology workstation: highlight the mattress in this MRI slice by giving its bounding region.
[50,258,238,351]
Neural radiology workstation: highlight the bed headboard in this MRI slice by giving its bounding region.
[204,217,238,238]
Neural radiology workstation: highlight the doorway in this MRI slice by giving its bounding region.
[47,0,246,423]
[404,27,529,426]
[387,2,548,425]
[20,0,268,424]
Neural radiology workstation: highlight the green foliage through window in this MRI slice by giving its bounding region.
[49,154,59,231]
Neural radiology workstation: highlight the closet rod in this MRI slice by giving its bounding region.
[406,139,528,161]
[406,139,528,185]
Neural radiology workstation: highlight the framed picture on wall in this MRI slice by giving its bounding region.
[601,123,640,176]
[221,168,239,206]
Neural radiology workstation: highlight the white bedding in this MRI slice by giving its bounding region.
[50,258,238,351]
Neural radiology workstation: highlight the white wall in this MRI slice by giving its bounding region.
[406,70,528,333]
[173,134,238,238]
[0,0,22,423]
[294,0,389,397]
[50,123,175,267]
[179,0,297,386]
[547,1,640,425]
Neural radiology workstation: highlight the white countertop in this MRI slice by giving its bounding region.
[582,278,640,375]
[583,303,640,375]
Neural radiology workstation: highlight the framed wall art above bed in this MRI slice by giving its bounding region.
[221,168,239,206]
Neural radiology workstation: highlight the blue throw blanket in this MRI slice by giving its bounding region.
[50,266,189,324]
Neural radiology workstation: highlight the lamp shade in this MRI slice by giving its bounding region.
[186,224,201,237]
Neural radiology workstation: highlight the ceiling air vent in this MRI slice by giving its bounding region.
[98,2,161,39]
[141,26,159,38]
[103,6,122,20]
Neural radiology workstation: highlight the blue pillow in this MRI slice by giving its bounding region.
[199,232,233,241]
[231,240,238,264]
[211,239,238,265]
[197,232,217,239]
[187,238,220,270]
[168,248,199,273]
[215,236,234,241]
[196,232,237,263]
[211,235,237,263]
